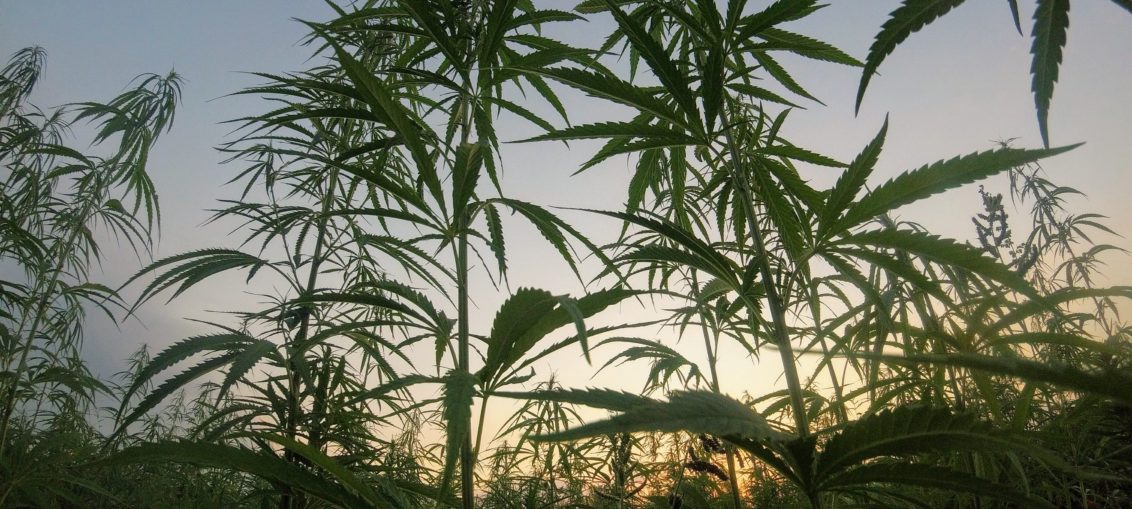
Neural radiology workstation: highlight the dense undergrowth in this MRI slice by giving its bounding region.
[3,1,1132,508]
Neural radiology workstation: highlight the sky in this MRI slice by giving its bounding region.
[2,1,1131,431]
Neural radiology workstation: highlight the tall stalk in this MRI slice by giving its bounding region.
[719,107,809,438]
[0,70,179,454]
[455,32,478,509]
[689,270,742,509]
[0,194,97,455]
[278,168,338,509]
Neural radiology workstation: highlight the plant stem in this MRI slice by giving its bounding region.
[278,168,338,509]
[457,220,475,509]
[690,270,743,509]
[0,186,100,458]
[719,107,809,438]
[472,394,489,459]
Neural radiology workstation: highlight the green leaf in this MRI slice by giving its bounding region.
[263,434,394,507]
[985,286,1132,334]
[483,288,558,384]
[396,0,465,75]
[820,117,888,235]
[114,351,242,441]
[499,387,654,411]
[1007,0,1023,34]
[823,463,1055,508]
[816,405,1051,481]
[318,28,445,218]
[838,229,1036,297]
[751,28,862,67]
[736,0,820,43]
[751,52,823,104]
[601,0,701,127]
[297,292,425,323]
[596,337,705,391]
[509,66,691,131]
[452,142,482,222]
[759,144,845,167]
[483,287,637,386]
[439,369,477,499]
[483,203,507,276]
[882,353,1132,404]
[217,338,276,402]
[122,249,274,310]
[838,144,1079,230]
[514,121,702,145]
[98,441,378,509]
[856,0,968,112]
[701,44,725,133]
[725,83,803,108]
[508,9,585,30]
[522,390,783,443]
[492,198,619,284]
[478,0,521,72]
[552,295,591,363]
[1030,0,1070,147]
[117,333,256,415]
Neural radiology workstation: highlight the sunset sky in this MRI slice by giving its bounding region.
[3,1,1130,428]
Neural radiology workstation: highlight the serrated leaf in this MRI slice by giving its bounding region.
[856,0,968,112]
[820,118,888,235]
[483,288,558,384]
[601,0,701,127]
[498,387,654,412]
[816,405,1050,480]
[752,28,862,66]
[452,142,482,222]
[881,353,1132,404]
[1030,0,1070,147]
[736,0,820,42]
[838,229,1036,297]
[483,203,507,276]
[759,144,845,167]
[726,83,803,108]
[514,121,702,145]
[217,339,276,402]
[98,441,378,509]
[1007,0,1023,34]
[113,352,242,441]
[839,144,1078,230]
[510,66,691,130]
[439,369,477,499]
[117,333,255,415]
[492,198,619,284]
[526,390,782,443]
[823,463,1055,508]
[318,28,445,217]
[122,249,273,311]
[752,52,823,105]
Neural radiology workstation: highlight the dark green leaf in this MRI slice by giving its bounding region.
[856,0,968,112]
[1030,0,1070,147]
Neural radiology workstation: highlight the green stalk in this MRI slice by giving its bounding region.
[278,168,338,509]
[0,181,102,458]
[472,394,489,458]
[718,107,810,439]
[453,72,477,509]
[809,284,849,424]
[456,220,474,509]
[689,270,743,509]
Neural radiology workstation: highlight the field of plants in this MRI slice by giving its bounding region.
[2,1,1131,507]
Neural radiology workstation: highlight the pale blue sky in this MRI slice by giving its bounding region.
[3,1,1130,408]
